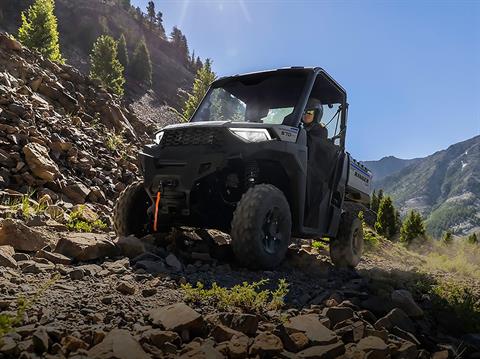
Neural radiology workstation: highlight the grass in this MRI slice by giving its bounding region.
[105,132,124,152]
[312,240,328,251]
[0,191,47,219]
[66,205,108,233]
[182,279,289,314]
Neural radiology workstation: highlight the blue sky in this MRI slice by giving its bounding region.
[132,0,479,160]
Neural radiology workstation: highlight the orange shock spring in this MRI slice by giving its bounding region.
[153,192,161,232]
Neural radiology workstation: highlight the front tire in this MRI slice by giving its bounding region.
[330,212,364,268]
[114,180,152,237]
[231,184,292,269]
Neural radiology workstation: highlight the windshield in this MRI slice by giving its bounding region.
[191,71,308,124]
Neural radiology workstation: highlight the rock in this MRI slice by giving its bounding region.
[212,324,244,342]
[0,245,17,268]
[284,314,337,345]
[375,308,415,333]
[55,233,119,261]
[141,288,157,297]
[61,335,89,354]
[116,235,147,258]
[88,329,150,359]
[289,332,310,352]
[0,34,23,51]
[249,332,283,357]
[391,289,424,318]
[179,340,223,359]
[23,142,61,181]
[228,334,249,359]
[297,341,346,358]
[70,268,84,280]
[71,204,99,222]
[62,182,91,204]
[149,303,204,333]
[0,219,54,252]
[334,321,364,343]
[145,329,181,349]
[356,336,389,359]
[165,253,183,271]
[393,341,418,359]
[322,306,354,326]
[35,249,71,265]
[32,327,49,354]
[116,281,135,295]
[206,312,259,336]
[45,205,67,223]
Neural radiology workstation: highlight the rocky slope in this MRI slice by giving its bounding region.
[0,0,195,110]
[1,219,480,358]
[375,135,480,237]
[0,33,152,214]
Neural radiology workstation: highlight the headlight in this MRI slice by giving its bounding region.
[230,128,272,142]
[154,131,164,145]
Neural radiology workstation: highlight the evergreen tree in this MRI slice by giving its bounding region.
[147,1,156,25]
[183,59,216,120]
[119,0,130,10]
[370,190,377,211]
[195,56,203,72]
[18,0,63,63]
[443,231,453,244]
[130,39,152,86]
[374,195,398,239]
[156,11,165,37]
[117,34,129,68]
[89,35,125,96]
[170,26,189,64]
[400,210,426,244]
[467,233,478,244]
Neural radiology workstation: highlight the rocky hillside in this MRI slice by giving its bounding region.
[0,33,149,212]
[376,135,480,237]
[0,0,195,110]
[362,156,421,184]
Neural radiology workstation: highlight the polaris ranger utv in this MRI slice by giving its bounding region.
[114,67,372,269]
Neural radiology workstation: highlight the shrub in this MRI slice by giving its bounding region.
[66,206,107,232]
[400,210,426,244]
[182,279,289,314]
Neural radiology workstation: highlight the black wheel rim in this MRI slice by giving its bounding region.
[262,206,282,254]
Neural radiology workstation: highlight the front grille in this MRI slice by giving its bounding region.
[161,128,224,148]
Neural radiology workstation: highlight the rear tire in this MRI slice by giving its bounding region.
[231,184,291,269]
[330,212,364,268]
[114,180,152,237]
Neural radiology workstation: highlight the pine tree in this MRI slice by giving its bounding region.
[183,59,216,120]
[443,231,453,244]
[374,195,398,239]
[147,1,156,25]
[400,210,426,244]
[170,26,189,64]
[89,35,125,96]
[117,34,129,68]
[130,39,152,86]
[467,233,478,244]
[370,190,377,211]
[156,11,165,37]
[119,0,130,10]
[18,0,63,63]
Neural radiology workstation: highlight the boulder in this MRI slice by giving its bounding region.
[249,332,283,357]
[285,314,338,345]
[391,289,424,318]
[212,324,244,343]
[116,281,135,295]
[228,334,249,359]
[149,303,204,333]
[23,142,60,181]
[165,253,183,271]
[322,306,355,326]
[0,245,17,268]
[297,341,346,358]
[115,235,147,258]
[54,233,119,261]
[35,249,71,265]
[88,329,149,359]
[0,219,54,252]
[62,182,91,204]
[375,308,415,333]
[206,312,258,336]
[356,336,389,359]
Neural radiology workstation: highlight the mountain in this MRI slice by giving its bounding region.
[362,156,421,184]
[374,135,480,237]
[0,0,196,112]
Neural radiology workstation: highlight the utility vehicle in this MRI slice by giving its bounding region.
[114,67,372,269]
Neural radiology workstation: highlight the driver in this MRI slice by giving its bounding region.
[302,98,328,140]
